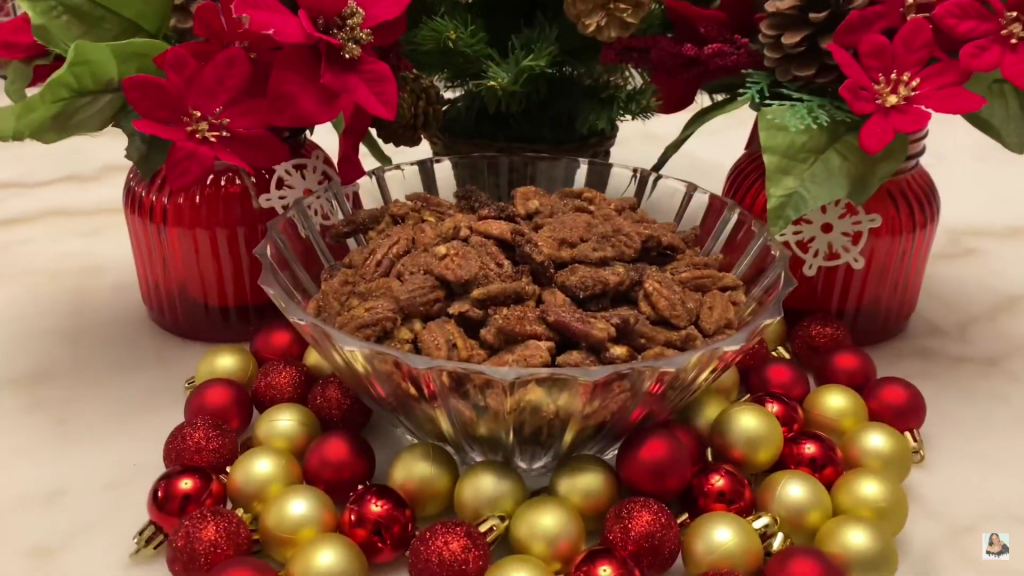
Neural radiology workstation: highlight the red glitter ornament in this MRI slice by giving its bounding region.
[250,360,312,413]
[147,466,227,534]
[664,421,706,468]
[303,430,376,504]
[184,378,254,433]
[616,425,694,502]
[789,314,854,369]
[763,545,844,576]
[748,392,804,437]
[340,484,417,564]
[408,519,491,576]
[306,374,372,433]
[210,557,280,576]
[747,358,812,403]
[685,463,754,518]
[601,497,681,576]
[862,376,927,432]
[166,507,252,576]
[735,338,772,378]
[249,321,307,365]
[163,416,238,474]
[568,546,641,576]
[813,347,877,392]
[775,431,844,489]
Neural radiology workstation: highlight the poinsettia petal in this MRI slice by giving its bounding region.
[189,47,254,114]
[858,33,895,81]
[1009,0,1024,12]
[133,119,190,142]
[885,104,932,133]
[833,5,900,49]
[219,130,291,169]
[160,47,202,93]
[1001,46,1024,89]
[829,44,873,85]
[298,9,346,46]
[931,0,1003,40]
[175,41,225,65]
[221,99,269,129]
[297,0,348,18]
[892,17,935,74]
[193,1,228,42]
[839,80,879,115]
[959,35,1008,72]
[232,0,315,43]
[859,113,897,155]
[0,13,50,61]
[166,142,219,191]
[123,75,187,123]
[266,44,347,125]
[662,0,736,38]
[916,59,973,90]
[651,70,701,114]
[371,15,407,46]
[910,86,988,113]
[28,58,64,87]
[321,51,398,120]
[359,0,412,30]
[337,100,374,184]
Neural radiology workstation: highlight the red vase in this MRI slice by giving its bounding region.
[722,128,938,345]
[124,139,352,342]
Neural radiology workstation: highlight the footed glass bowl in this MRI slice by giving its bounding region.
[256,155,795,473]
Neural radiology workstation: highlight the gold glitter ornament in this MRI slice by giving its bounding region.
[284,533,369,576]
[563,0,653,42]
[829,468,908,537]
[681,511,764,575]
[839,422,913,483]
[755,470,832,545]
[549,454,619,529]
[803,384,869,442]
[709,402,785,474]
[814,515,898,576]
[188,345,259,390]
[253,403,322,458]
[485,554,557,576]
[226,446,304,516]
[508,496,587,574]
[387,442,461,519]
[260,485,339,563]
[454,461,528,522]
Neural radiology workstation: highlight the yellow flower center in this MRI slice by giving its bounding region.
[874,72,921,108]
[1002,11,1024,43]
[184,108,230,142]
[315,1,374,60]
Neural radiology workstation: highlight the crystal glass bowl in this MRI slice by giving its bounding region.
[256,154,795,473]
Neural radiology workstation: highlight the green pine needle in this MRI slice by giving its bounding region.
[741,70,858,130]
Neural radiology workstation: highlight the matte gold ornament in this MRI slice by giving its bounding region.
[681,511,764,575]
[708,366,741,402]
[763,318,788,350]
[454,461,528,523]
[227,446,304,515]
[549,454,619,529]
[709,402,784,474]
[840,422,913,483]
[303,347,334,379]
[387,442,461,519]
[829,468,908,537]
[678,389,733,440]
[563,0,653,42]
[253,403,322,458]
[802,384,868,442]
[755,470,832,545]
[259,484,340,563]
[814,515,898,576]
[508,495,587,573]
[485,554,557,576]
[189,345,259,390]
[284,533,369,576]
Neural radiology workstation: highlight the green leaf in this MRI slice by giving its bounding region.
[331,114,346,137]
[963,71,1024,154]
[362,130,393,167]
[651,94,749,173]
[0,39,168,143]
[18,0,173,53]
[4,53,60,103]
[759,109,908,234]
[112,109,170,180]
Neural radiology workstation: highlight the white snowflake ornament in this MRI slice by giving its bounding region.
[260,150,357,236]
[776,199,882,277]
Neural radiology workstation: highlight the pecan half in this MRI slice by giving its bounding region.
[327,207,387,242]
[555,264,636,301]
[512,232,557,287]
[479,306,558,349]
[697,290,738,336]
[639,346,682,361]
[432,241,482,286]
[470,280,540,308]
[555,349,602,368]
[641,272,702,329]
[383,319,425,353]
[541,306,616,348]
[573,231,643,264]
[483,340,556,367]
[671,269,744,292]
[417,318,489,363]
[396,275,447,319]
[540,288,576,309]
[472,220,525,244]
[335,298,401,342]
[390,250,437,281]
[361,226,415,279]
[601,344,640,365]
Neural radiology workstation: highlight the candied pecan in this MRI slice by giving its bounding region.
[597,308,642,333]
[664,254,725,274]
[483,340,556,367]
[386,200,418,223]
[512,232,557,286]
[327,207,387,242]
[396,275,447,319]
[540,288,576,309]
[360,226,415,279]
[513,186,552,218]
[321,262,354,286]
[535,213,601,247]
[467,236,515,280]
[407,192,456,215]
[541,306,616,348]
[437,213,477,242]
[555,264,636,301]
[432,241,482,286]
[636,222,688,254]
[341,244,371,269]
[448,299,488,327]
[642,272,702,329]
[709,329,737,343]
[672,269,745,292]
[621,319,705,352]
[417,319,489,363]
[555,349,602,368]
[601,344,639,365]
[472,220,525,244]
[697,290,738,337]
[727,290,746,306]
[455,186,519,221]
[383,319,425,353]
[335,298,401,342]
[390,250,436,280]
[640,346,681,361]
[411,222,440,249]
[479,306,558,349]
[573,231,643,264]
[470,280,540,308]
[609,197,640,213]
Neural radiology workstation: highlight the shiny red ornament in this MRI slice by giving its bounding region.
[210,557,280,576]
[250,360,312,413]
[184,378,254,433]
[862,376,927,432]
[303,430,376,503]
[340,484,417,564]
[249,321,308,365]
[163,416,239,474]
[685,463,755,518]
[763,545,844,576]
[813,347,877,392]
[789,314,854,369]
[166,507,252,576]
[735,338,772,377]
[408,519,491,576]
[775,431,844,489]
[747,358,812,403]
[569,546,641,576]
[664,421,706,468]
[147,466,227,534]
[601,497,681,576]
[306,374,373,433]
[749,392,804,437]
[616,425,694,502]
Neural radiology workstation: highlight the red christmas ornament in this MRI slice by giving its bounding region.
[601,497,681,576]
[568,546,641,576]
[747,358,812,403]
[163,416,238,474]
[250,360,312,413]
[184,378,254,433]
[340,484,417,564]
[763,545,844,576]
[813,347,877,392]
[408,520,491,576]
[748,392,804,437]
[147,466,227,534]
[664,421,706,468]
[249,321,307,365]
[616,425,694,502]
[303,430,376,503]
[735,338,772,377]
[775,431,844,489]
[789,314,854,369]
[697,571,743,576]
[210,557,280,576]
[685,463,754,518]
[166,507,252,576]
[306,374,372,433]
[862,376,927,432]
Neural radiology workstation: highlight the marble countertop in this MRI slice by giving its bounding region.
[3,91,1024,575]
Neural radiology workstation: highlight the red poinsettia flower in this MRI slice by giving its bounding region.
[169,0,281,65]
[122,47,290,190]
[932,0,1024,89]
[834,0,961,54]
[337,100,374,184]
[0,13,64,87]
[829,18,987,154]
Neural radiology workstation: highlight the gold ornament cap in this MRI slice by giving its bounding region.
[682,511,765,575]
[283,532,369,576]
[454,461,528,523]
[130,522,167,557]
[829,468,908,537]
[840,422,913,483]
[259,484,339,563]
[253,403,322,458]
[226,446,304,516]
[508,495,587,574]
[387,442,460,519]
[549,454,620,529]
[189,345,259,390]
[814,515,898,576]
[755,470,832,545]
[485,554,557,576]
[802,384,869,442]
[709,402,785,474]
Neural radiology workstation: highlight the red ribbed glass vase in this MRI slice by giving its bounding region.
[722,128,939,345]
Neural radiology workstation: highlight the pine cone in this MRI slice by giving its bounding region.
[373,71,445,148]
[759,0,868,84]
[168,0,208,44]
[564,0,653,43]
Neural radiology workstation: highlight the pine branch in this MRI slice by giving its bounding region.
[741,70,857,130]
[469,23,559,114]
[404,15,493,85]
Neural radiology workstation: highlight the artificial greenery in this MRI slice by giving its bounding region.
[963,71,1024,154]
[741,70,858,130]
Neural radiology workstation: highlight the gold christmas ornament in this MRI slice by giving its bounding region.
[387,442,461,519]
[508,495,587,574]
[681,511,765,575]
[253,403,322,458]
[763,318,788,350]
[226,446,304,515]
[755,470,832,545]
[709,402,785,474]
[485,554,557,576]
[189,345,259,390]
[678,389,733,440]
[303,347,334,379]
[259,484,339,563]
[814,516,898,576]
[708,366,741,402]
[549,454,619,529]
[454,461,528,523]
[802,384,869,442]
[829,468,908,537]
[840,422,913,483]
[283,533,369,576]
[563,0,653,42]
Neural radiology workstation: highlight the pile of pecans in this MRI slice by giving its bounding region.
[311,185,748,368]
